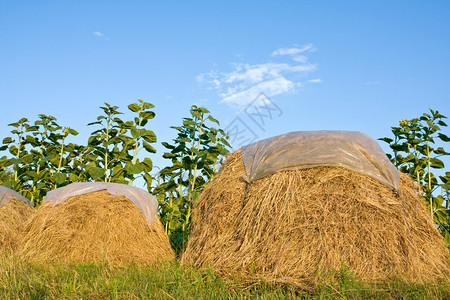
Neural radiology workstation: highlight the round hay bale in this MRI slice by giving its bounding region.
[181,151,450,287]
[0,189,35,252]
[19,190,175,265]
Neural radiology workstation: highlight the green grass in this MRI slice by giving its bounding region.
[1,255,449,299]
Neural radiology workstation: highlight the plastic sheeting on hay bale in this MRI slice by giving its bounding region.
[181,143,450,287]
[240,130,400,189]
[19,183,174,265]
[43,182,159,226]
[0,186,35,252]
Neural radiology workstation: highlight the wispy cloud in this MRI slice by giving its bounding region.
[93,31,109,40]
[271,44,315,56]
[196,44,318,108]
[308,79,322,83]
[364,81,379,85]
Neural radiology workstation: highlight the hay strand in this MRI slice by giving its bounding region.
[0,198,35,252]
[181,151,450,287]
[19,190,174,265]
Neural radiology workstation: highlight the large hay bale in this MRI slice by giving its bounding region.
[181,151,450,287]
[20,190,175,265]
[0,199,35,252]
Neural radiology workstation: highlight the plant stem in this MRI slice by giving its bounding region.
[427,140,433,218]
[411,141,423,192]
[179,176,183,201]
[104,115,111,182]
[211,132,221,176]
[14,125,24,182]
[54,135,66,189]
[129,112,143,186]
[190,116,205,195]
[31,126,48,203]
[183,206,191,232]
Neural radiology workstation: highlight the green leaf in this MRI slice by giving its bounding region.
[156,181,178,193]
[434,208,447,224]
[53,173,66,185]
[68,173,78,182]
[36,182,46,190]
[430,158,444,169]
[437,120,447,127]
[131,127,146,139]
[190,110,201,118]
[161,142,175,150]
[69,128,79,135]
[125,163,144,174]
[142,130,157,143]
[391,143,408,152]
[88,167,104,179]
[87,121,103,126]
[198,107,210,114]
[163,153,178,159]
[2,180,15,188]
[143,102,155,109]
[122,121,134,129]
[154,192,166,204]
[2,137,13,144]
[168,219,179,231]
[26,170,38,179]
[433,147,449,155]
[140,111,155,120]
[191,190,201,201]
[441,182,450,191]
[207,115,220,125]
[128,103,140,113]
[445,232,450,246]
[183,120,196,127]
[142,157,153,172]
[143,141,156,153]
[24,135,38,146]
[438,133,450,142]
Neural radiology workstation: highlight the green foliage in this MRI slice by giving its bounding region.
[379,109,450,240]
[0,100,157,204]
[0,165,13,185]
[86,103,124,182]
[85,100,156,188]
[0,115,79,203]
[154,105,230,253]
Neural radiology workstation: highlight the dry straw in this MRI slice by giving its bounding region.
[0,198,34,252]
[181,151,450,287]
[19,190,175,265]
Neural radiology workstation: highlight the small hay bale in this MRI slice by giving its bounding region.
[0,198,35,252]
[181,151,450,287]
[19,190,175,265]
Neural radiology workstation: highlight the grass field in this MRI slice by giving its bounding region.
[1,255,449,299]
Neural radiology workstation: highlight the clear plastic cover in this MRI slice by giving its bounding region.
[0,185,35,208]
[43,182,159,226]
[241,130,400,190]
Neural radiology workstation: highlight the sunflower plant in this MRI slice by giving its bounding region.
[379,109,450,241]
[153,105,230,253]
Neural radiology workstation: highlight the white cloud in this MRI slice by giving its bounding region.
[271,44,315,56]
[364,81,379,85]
[221,77,296,106]
[308,79,322,83]
[223,63,315,85]
[292,55,308,63]
[93,31,109,40]
[197,44,317,108]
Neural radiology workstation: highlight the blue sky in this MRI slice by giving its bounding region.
[1,0,449,175]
